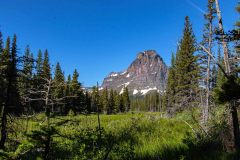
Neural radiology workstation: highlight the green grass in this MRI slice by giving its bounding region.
[5,112,231,159]
[6,112,190,159]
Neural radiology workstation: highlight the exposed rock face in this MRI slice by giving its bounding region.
[101,50,168,95]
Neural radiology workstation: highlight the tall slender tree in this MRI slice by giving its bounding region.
[0,31,4,109]
[43,50,51,80]
[19,45,34,109]
[122,87,130,112]
[201,0,216,124]
[113,90,120,114]
[70,69,84,112]
[175,16,199,111]
[53,62,65,113]
[165,53,177,113]
[9,34,20,113]
[101,88,109,113]
[108,89,114,114]
[36,50,43,78]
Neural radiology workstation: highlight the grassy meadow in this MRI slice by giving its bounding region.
[3,112,231,160]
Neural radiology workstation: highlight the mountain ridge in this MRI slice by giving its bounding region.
[101,50,168,95]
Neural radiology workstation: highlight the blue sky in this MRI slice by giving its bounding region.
[0,0,238,86]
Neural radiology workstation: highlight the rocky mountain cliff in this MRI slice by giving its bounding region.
[101,50,168,96]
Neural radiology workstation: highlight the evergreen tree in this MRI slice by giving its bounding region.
[63,74,71,113]
[119,94,125,113]
[19,45,34,109]
[0,32,5,108]
[108,89,114,114]
[216,48,225,88]
[70,69,84,112]
[122,87,130,112]
[53,62,65,113]
[211,64,217,89]
[36,50,43,79]
[165,53,177,113]
[9,34,21,113]
[65,75,71,97]
[91,85,100,113]
[0,37,11,110]
[101,88,109,113]
[113,90,120,114]
[43,50,51,79]
[175,16,199,111]
[0,35,22,148]
[32,50,44,112]
[85,91,92,113]
[53,62,65,97]
[0,37,11,149]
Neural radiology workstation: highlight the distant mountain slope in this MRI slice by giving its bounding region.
[101,50,168,95]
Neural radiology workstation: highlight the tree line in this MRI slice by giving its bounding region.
[0,33,131,150]
[0,34,131,115]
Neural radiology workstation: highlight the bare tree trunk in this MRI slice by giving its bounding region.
[203,15,213,125]
[215,0,231,74]
[45,79,51,160]
[97,104,101,130]
[0,104,7,149]
[0,73,12,149]
[230,101,240,154]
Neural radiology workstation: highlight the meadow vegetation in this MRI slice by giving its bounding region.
[0,111,234,160]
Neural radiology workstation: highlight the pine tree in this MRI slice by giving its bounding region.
[64,74,71,113]
[175,16,199,111]
[53,62,65,113]
[70,69,84,112]
[85,91,92,113]
[65,74,71,96]
[9,34,20,113]
[113,90,120,113]
[19,45,34,109]
[122,87,130,112]
[91,85,100,113]
[36,50,43,79]
[0,37,11,149]
[165,53,177,113]
[108,89,114,114]
[0,35,21,148]
[43,50,51,80]
[0,32,5,108]
[119,94,125,113]
[101,88,109,113]
[211,64,217,89]
[0,37,11,110]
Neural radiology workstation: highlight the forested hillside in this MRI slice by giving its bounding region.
[0,0,239,159]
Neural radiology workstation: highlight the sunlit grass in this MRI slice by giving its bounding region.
[10,112,193,159]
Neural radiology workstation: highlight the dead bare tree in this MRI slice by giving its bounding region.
[23,76,77,159]
[201,0,216,125]
[215,0,231,74]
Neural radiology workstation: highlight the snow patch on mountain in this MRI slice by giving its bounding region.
[109,73,118,77]
[140,87,157,95]
[133,89,139,95]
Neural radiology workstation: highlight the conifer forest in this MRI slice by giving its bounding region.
[0,0,239,159]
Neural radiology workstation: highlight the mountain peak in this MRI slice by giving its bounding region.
[137,50,157,59]
[102,50,168,96]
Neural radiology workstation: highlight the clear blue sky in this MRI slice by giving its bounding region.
[0,0,238,86]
